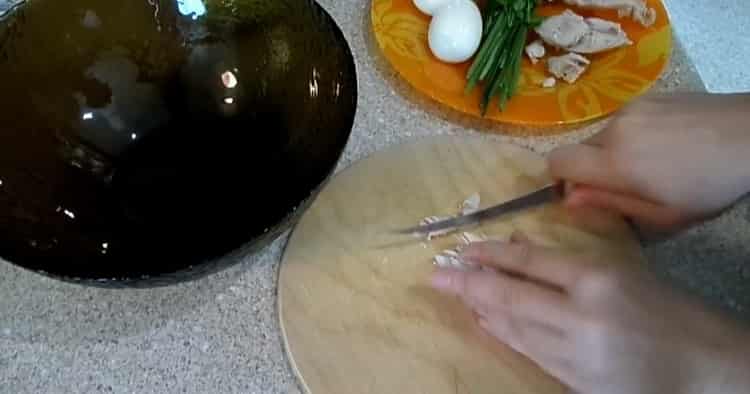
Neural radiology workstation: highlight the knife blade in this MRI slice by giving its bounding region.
[393,182,565,237]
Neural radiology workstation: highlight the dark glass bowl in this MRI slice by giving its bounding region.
[0,0,357,287]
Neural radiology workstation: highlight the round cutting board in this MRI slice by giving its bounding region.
[278,136,643,394]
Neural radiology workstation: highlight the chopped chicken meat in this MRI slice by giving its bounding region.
[433,231,486,271]
[419,215,453,240]
[536,10,590,49]
[525,40,546,64]
[542,77,557,88]
[433,249,477,271]
[418,193,481,240]
[424,195,501,272]
[568,17,632,53]
[536,10,631,54]
[460,193,481,215]
[560,0,656,27]
[432,231,495,272]
[457,231,486,245]
[547,52,590,83]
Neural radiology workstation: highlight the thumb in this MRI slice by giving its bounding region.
[566,185,693,232]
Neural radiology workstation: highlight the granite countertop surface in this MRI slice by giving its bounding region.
[2,1,750,393]
[662,0,750,93]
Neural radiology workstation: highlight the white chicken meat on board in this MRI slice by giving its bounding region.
[535,9,631,54]
[559,0,657,27]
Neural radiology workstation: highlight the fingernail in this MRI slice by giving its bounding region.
[430,271,453,291]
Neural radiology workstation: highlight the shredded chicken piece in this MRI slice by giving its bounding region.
[457,231,486,244]
[432,231,486,270]
[536,10,631,54]
[536,10,590,49]
[542,77,557,88]
[568,17,632,53]
[548,52,590,83]
[525,40,546,64]
[419,216,453,240]
[460,193,481,215]
[433,248,481,271]
[560,0,656,27]
[433,250,463,270]
[419,193,482,241]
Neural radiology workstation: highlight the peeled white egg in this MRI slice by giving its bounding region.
[413,0,451,16]
[428,0,483,63]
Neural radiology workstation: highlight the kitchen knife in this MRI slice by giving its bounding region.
[392,181,565,237]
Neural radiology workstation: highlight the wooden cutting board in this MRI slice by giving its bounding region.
[277,136,643,394]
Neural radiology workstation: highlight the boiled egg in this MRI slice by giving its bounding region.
[413,0,451,16]
[428,0,483,63]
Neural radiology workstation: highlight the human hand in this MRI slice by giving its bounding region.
[548,93,750,232]
[430,234,750,394]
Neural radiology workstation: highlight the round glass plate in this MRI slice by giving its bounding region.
[371,0,672,126]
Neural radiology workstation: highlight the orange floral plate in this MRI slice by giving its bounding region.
[371,0,672,126]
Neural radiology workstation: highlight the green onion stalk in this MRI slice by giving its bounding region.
[465,0,543,115]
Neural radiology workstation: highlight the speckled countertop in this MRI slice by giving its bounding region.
[662,0,750,93]
[2,1,750,393]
